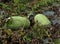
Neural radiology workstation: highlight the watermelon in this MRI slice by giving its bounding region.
[3,16,30,29]
[34,14,51,26]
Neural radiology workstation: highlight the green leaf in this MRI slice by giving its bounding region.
[23,35,31,42]
[54,38,60,44]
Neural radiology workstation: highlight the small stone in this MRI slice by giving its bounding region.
[43,11,55,16]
